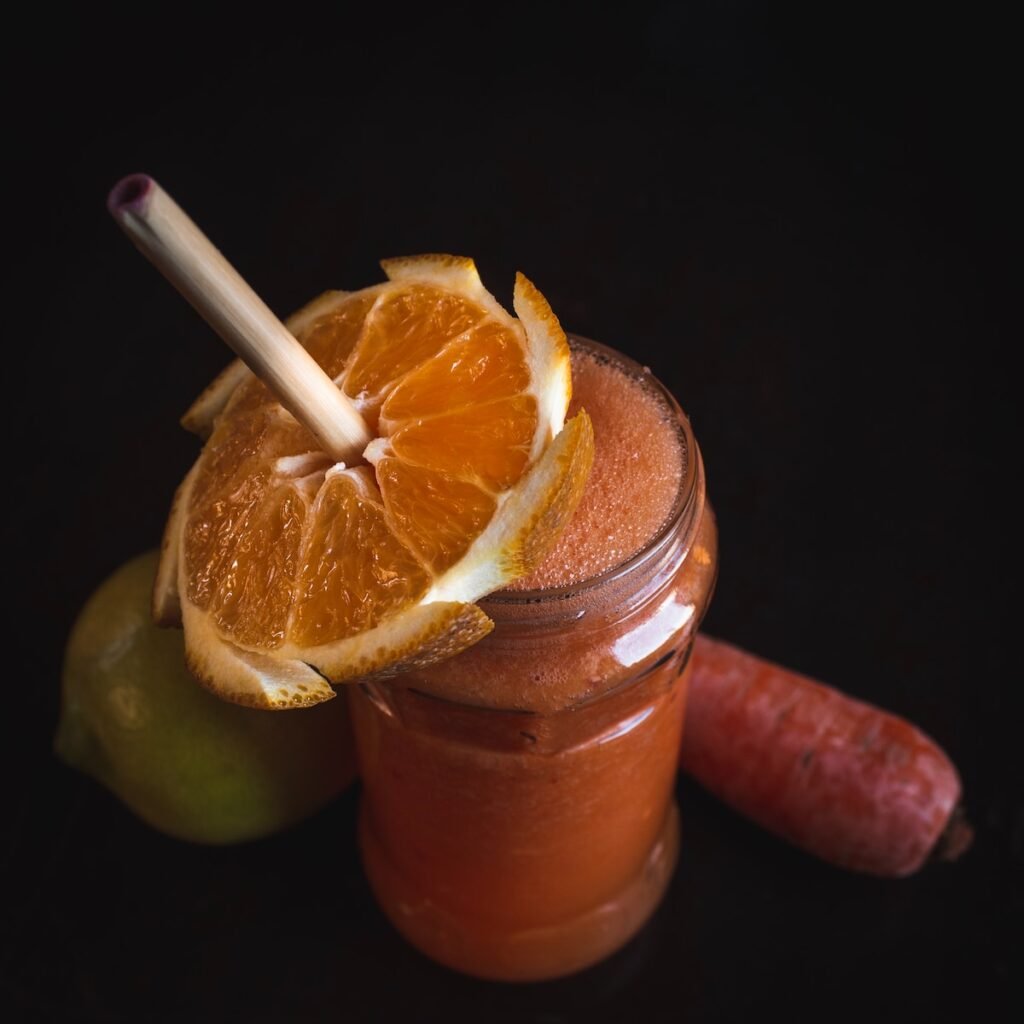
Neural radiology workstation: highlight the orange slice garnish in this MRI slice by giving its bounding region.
[156,256,593,708]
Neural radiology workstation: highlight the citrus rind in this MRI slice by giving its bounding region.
[513,273,572,451]
[281,599,495,685]
[181,598,337,709]
[152,463,195,627]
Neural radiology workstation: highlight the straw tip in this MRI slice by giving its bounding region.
[108,174,155,219]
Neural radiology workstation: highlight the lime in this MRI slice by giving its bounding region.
[56,550,356,844]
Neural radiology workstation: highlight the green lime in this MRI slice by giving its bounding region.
[56,550,357,844]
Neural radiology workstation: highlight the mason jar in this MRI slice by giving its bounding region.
[348,338,718,981]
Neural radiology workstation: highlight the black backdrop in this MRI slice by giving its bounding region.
[4,4,1018,1021]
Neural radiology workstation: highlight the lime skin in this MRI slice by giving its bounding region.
[56,551,357,844]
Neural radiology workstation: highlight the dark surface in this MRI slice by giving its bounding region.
[4,5,1018,1021]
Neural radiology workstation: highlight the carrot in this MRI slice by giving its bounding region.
[680,634,972,877]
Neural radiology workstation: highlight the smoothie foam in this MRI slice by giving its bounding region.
[511,344,686,591]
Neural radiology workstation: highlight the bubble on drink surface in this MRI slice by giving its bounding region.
[508,348,686,591]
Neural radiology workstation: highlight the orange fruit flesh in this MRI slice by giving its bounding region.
[182,282,543,655]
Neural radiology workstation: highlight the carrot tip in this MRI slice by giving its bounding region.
[934,804,974,863]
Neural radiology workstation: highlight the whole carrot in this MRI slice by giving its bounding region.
[681,634,972,877]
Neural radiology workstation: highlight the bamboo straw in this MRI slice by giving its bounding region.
[107,174,372,463]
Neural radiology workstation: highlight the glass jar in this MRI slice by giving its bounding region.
[348,338,718,982]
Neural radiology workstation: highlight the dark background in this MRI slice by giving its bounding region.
[4,3,1018,1021]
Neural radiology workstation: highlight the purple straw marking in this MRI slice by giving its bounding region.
[107,174,154,218]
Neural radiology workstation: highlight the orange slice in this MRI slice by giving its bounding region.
[156,256,594,709]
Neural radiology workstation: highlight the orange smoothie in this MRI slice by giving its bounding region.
[349,337,718,981]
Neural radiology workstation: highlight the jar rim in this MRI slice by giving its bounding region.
[483,334,699,608]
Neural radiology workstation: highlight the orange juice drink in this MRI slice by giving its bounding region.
[349,337,718,981]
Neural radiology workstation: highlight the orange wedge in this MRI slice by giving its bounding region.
[156,256,594,709]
